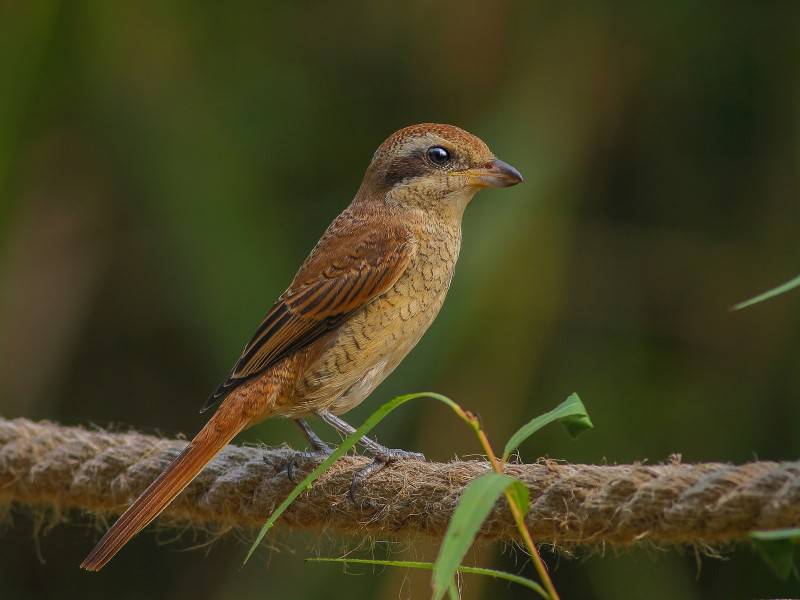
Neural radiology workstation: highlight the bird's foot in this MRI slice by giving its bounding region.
[376,448,426,463]
[285,446,333,483]
[349,448,426,505]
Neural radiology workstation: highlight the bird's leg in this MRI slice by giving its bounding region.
[318,410,425,502]
[295,418,333,453]
[319,411,424,459]
[286,418,334,482]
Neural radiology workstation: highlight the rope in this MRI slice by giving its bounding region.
[1,417,798,546]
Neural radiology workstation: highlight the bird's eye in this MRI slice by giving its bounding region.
[426,146,451,166]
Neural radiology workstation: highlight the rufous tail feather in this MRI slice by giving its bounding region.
[80,403,253,571]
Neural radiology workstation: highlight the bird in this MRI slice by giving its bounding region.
[80,122,523,571]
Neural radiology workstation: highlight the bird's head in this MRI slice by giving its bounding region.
[360,123,523,217]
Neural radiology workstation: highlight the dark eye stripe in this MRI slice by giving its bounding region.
[382,153,426,187]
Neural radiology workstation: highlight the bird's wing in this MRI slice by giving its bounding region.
[203,219,415,410]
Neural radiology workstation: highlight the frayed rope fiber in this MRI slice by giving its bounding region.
[1,417,799,546]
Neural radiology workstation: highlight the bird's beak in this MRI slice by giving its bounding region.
[466,158,524,188]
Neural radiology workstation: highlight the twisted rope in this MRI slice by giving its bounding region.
[1,417,798,546]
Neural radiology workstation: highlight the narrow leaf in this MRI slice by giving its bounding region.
[307,557,548,598]
[733,273,800,310]
[503,393,593,460]
[751,528,800,541]
[750,528,800,579]
[244,392,462,564]
[506,479,530,515]
[432,472,518,600]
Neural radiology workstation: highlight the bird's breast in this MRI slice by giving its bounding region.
[287,226,461,416]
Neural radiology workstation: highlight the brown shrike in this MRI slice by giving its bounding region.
[81,123,523,570]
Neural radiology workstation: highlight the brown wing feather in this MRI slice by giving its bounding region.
[203,218,415,410]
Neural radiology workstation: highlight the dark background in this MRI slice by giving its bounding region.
[2,2,799,599]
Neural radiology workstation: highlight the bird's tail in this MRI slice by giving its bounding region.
[80,399,255,571]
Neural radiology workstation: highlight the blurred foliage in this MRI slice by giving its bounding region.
[1,2,799,599]
[750,528,800,580]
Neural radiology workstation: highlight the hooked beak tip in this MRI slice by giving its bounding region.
[471,158,523,188]
[495,159,524,186]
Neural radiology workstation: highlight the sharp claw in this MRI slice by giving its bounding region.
[285,454,302,483]
[348,458,387,505]
[283,443,425,502]
[282,449,333,483]
[348,448,425,505]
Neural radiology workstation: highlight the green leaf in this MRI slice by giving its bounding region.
[751,528,800,541]
[306,557,548,598]
[432,472,519,600]
[732,273,800,310]
[750,528,800,579]
[506,479,530,515]
[244,392,462,565]
[502,393,593,460]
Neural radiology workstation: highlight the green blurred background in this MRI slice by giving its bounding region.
[2,2,799,598]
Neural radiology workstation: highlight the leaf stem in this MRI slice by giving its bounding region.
[248,391,561,599]
[460,410,560,600]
